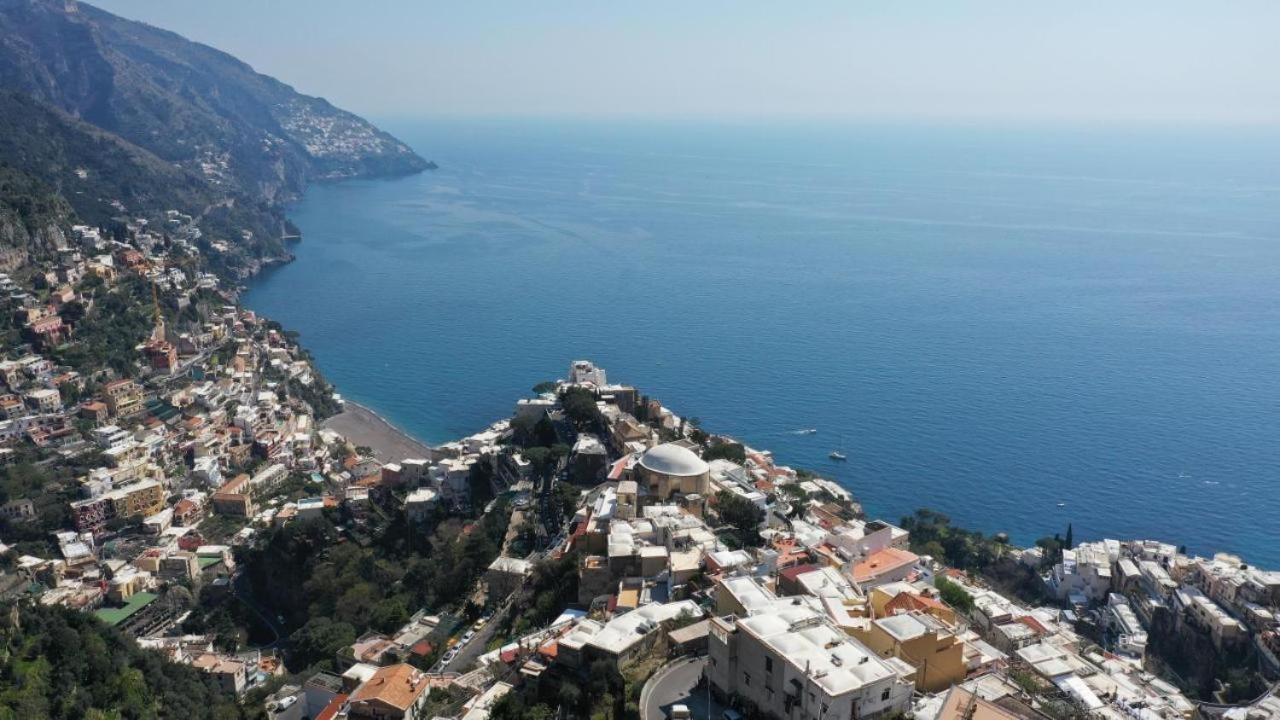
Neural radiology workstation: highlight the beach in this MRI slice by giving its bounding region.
[322,401,436,463]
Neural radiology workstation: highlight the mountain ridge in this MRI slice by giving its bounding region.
[0,0,433,276]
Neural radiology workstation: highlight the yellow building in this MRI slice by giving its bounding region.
[856,612,966,692]
[102,379,145,418]
[870,584,959,627]
[110,480,166,519]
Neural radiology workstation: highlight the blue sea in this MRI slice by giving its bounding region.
[244,119,1280,566]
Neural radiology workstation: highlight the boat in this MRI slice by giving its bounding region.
[791,428,818,435]
[829,451,847,461]
[1056,502,1066,507]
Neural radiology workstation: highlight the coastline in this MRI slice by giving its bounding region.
[245,127,1280,568]
[321,400,437,463]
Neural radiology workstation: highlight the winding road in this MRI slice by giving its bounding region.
[641,656,724,720]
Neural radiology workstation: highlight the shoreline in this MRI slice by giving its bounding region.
[321,400,437,463]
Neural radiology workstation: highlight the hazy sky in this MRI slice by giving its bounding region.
[92,0,1279,125]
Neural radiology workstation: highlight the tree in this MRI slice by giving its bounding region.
[935,576,975,613]
[1064,523,1074,550]
[522,447,555,478]
[510,414,539,446]
[290,617,356,669]
[1035,535,1064,563]
[531,381,557,394]
[0,602,253,718]
[371,597,410,633]
[57,381,80,405]
[715,490,765,547]
[703,442,746,464]
[919,540,946,561]
[468,459,496,506]
[560,387,602,429]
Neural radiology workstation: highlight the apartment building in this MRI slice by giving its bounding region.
[708,602,915,720]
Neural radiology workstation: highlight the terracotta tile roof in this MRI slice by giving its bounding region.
[1017,615,1049,635]
[314,693,348,720]
[778,563,820,583]
[937,687,1024,720]
[885,591,948,615]
[851,547,919,584]
[607,456,630,481]
[349,663,429,712]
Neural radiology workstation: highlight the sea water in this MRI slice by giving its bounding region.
[244,119,1280,565]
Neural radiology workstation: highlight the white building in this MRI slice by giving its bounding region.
[1050,540,1117,604]
[514,395,556,420]
[708,602,915,720]
[1175,586,1246,647]
[404,488,438,523]
[585,599,703,666]
[568,360,607,387]
[1106,594,1147,658]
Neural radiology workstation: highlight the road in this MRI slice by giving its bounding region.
[440,600,512,673]
[233,572,286,649]
[641,656,724,720]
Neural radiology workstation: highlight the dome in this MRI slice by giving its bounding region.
[638,443,709,477]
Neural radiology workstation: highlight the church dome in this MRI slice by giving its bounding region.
[639,443,709,477]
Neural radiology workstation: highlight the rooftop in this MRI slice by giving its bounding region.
[348,663,429,712]
[852,546,919,584]
[737,604,899,697]
[94,591,158,627]
[639,443,709,477]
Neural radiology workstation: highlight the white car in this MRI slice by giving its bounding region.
[275,696,297,711]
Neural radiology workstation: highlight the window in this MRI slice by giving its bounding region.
[765,657,773,673]
[881,688,891,701]
[744,672,751,687]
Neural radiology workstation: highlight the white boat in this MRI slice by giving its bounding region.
[829,451,847,461]
[791,428,818,435]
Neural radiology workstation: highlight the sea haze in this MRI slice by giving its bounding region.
[243,119,1280,566]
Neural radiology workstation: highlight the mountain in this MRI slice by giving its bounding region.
[0,0,432,276]
[0,0,430,201]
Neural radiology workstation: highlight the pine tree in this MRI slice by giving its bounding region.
[1065,523,1074,550]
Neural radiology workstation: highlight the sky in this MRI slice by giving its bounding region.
[91,1,1280,125]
